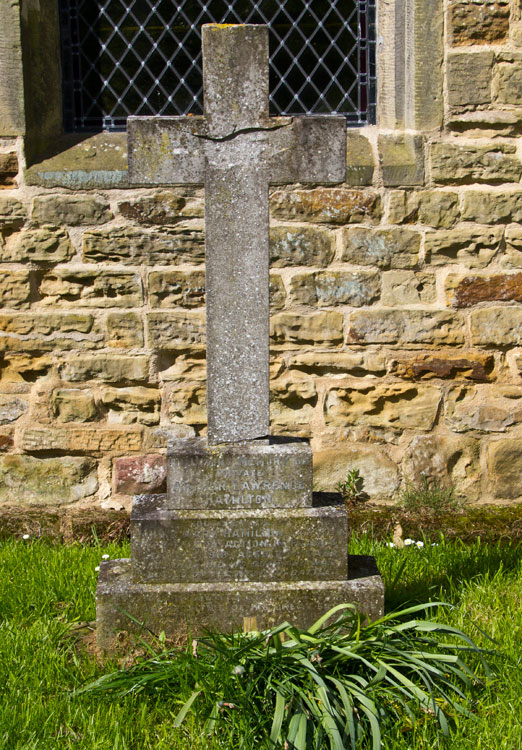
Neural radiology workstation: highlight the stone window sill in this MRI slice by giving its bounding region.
[25,128,378,190]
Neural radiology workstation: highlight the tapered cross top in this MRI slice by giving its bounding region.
[128,24,346,445]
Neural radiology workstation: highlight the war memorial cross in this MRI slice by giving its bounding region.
[128,24,346,444]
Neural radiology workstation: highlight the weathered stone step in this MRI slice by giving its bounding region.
[131,494,348,584]
[97,556,384,651]
[166,437,313,510]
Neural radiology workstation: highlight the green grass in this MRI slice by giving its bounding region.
[1,534,521,749]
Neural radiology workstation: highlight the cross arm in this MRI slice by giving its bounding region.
[269,116,346,184]
[128,116,207,185]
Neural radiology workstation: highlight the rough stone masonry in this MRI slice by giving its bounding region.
[1,0,522,510]
[95,25,384,647]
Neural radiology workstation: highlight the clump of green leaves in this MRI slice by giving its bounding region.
[401,474,461,514]
[336,468,367,506]
[79,603,492,749]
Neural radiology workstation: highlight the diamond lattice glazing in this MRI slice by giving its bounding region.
[59,0,376,131]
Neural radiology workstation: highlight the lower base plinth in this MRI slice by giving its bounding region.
[96,556,384,652]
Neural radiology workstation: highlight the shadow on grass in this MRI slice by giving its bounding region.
[379,538,522,611]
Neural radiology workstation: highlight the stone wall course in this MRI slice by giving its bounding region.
[2,2,522,507]
[289,270,380,307]
[83,223,205,264]
[0,153,18,188]
[449,0,510,46]
[430,141,522,184]
[32,195,112,226]
[270,188,381,224]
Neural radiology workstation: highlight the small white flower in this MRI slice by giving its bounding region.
[416,541,424,548]
[94,566,100,572]
[101,554,110,560]
[431,542,439,547]
[232,665,246,676]
[404,538,414,546]
[385,542,396,548]
[22,534,30,540]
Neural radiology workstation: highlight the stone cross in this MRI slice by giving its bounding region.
[128,24,346,444]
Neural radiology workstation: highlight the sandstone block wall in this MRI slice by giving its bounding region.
[1,0,522,508]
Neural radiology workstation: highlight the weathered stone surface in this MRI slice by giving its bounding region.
[148,270,205,308]
[402,434,481,503]
[21,426,142,453]
[32,195,112,226]
[0,433,13,451]
[341,227,420,269]
[313,446,399,501]
[378,134,424,187]
[289,270,380,307]
[83,223,205,264]
[446,385,522,433]
[430,142,521,184]
[131,497,347,583]
[462,190,522,224]
[59,355,150,383]
[0,394,28,423]
[101,386,160,425]
[147,311,205,349]
[38,268,142,308]
[447,51,493,108]
[166,437,312,510]
[505,224,522,266]
[324,383,440,430]
[51,388,97,422]
[284,351,386,376]
[387,191,417,225]
[0,270,30,308]
[348,310,465,345]
[0,312,101,352]
[471,308,522,345]
[269,273,286,311]
[345,132,375,186]
[269,225,335,267]
[418,191,460,228]
[1,226,73,263]
[446,272,522,307]
[118,192,186,224]
[0,455,97,505]
[0,353,52,383]
[447,109,522,135]
[270,376,317,437]
[25,132,128,189]
[0,196,25,226]
[167,382,206,425]
[425,226,503,267]
[97,557,384,648]
[114,454,167,495]
[106,311,144,348]
[270,312,344,346]
[390,351,494,381]
[156,351,206,382]
[144,424,196,447]
[450,0,510,45]
[488,439,522,499]
[0,153,18,187]
[270,188,381,224]
[387,191,459,228]
[381,271,436,305]
[494,62,522,105]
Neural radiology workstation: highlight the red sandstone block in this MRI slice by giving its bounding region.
[114,454,166,495]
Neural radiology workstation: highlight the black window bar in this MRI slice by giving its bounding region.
[59,0,376,132]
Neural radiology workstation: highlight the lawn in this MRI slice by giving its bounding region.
[1,533,521,749]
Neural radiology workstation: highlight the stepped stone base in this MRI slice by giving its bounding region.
[96,555,385,651]
[131,494,348,583]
